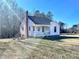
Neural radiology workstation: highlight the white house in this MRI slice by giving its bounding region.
[20,11,60,38]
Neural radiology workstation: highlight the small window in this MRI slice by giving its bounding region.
[54,26,57,32]
[42,26,44,32]
[22,26,24,30]
[37,27,40,31]
[33,26,35,31]
[22,35,24,37]
[29,27,30,31]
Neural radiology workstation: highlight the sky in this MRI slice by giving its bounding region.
[16,0,79,28]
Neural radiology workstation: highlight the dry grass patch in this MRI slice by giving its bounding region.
[0,35,79,59]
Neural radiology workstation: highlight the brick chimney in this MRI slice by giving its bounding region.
[25,11,28,38]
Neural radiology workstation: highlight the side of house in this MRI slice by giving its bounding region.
[50,22,60,35]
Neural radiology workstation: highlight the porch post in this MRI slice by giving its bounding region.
[50,22,53,35]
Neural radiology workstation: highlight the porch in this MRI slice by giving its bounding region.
[29,25,50,37]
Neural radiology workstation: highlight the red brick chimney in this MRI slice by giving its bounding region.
[26,11,28,38]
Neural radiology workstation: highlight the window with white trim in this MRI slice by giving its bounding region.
[37,27,40,31]
[54,26,57,32]
[33,26,35,31]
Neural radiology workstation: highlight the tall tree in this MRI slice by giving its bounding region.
[34,10,40,17]
[59,21,65,33]
[47,11,53,20]
[72,25,78,33]
[34,10,46,17]
[34,10,53,19]
[40,12,46,17]
[0,0,25,38]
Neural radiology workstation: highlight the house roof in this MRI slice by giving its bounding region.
[28,16,52,25]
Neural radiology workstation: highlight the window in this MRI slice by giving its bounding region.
[22,26,24,30]
[33,26,35,31]
[37,27,40,31]
[54,26,57,32]
[29,26,30,31]
[42,26,44,32]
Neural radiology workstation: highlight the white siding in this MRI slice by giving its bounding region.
[20,19,27,38]
[50,22,60,35]
[28,18,50,37]
[28,18,35,36]
[20,18,60,37]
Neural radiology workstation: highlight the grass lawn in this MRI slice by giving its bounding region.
[0,35,79,59]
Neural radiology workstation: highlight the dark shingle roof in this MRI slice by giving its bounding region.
[28,16,52,25]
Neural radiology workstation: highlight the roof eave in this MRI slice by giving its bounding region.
[33,24,50,26]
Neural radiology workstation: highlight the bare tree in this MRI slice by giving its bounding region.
[0,0,25,38]
[59,21,66,33]
[47,11,53,20]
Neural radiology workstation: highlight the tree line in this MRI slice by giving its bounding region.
[0,0,25,38]
[33,10,53,20]
[58,21,79,34]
